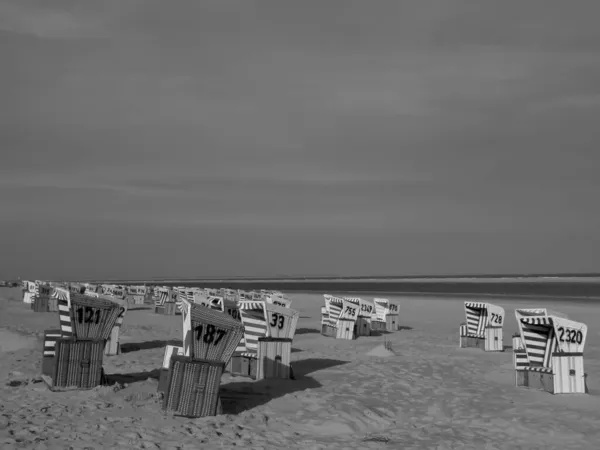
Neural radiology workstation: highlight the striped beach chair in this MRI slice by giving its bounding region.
[322,295,357,340]
[344,297,375,336]
[232,300,299,379]
[514,308,587,394]
[459,301,505,352]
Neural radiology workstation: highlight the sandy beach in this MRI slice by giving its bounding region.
[1,287,599,449]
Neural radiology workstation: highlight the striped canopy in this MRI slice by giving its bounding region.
[238,301,268,354]
[517,313,587,368]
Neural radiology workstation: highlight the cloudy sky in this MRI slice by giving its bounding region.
[2,0,600,280]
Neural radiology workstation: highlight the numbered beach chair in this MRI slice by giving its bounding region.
[159,298,244,417]
[386,301,400,331]
[514,308,587,394]
[322,295,358,340]
[344,297,374,337]
[336,298,359,340]
[232,300,299,379]
[371,298,389,332]
[458,302,505,352]
[41,293,122,391]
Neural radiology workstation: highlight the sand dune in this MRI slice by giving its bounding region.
[1,287,599,449]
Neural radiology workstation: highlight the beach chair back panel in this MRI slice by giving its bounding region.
[321,306,329,325]
[84,284,97,294]
[373,298,389,322]
[69,284,85,295]
[388,302,399,315]
[267,295,291,308]
[223,297,241,321]
[464,302,487,337]
[552,317,587,354]
[486,304,505,327]
[68,294,122,340]
[338,299,359,321]
[344,297,374,319]
[239,301,269,353]
[188,303,244,363]
[102,295,128,334]
[519,317,557,367]
[264,303,299,339]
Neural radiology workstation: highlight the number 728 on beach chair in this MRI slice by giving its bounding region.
[459,302,505,352]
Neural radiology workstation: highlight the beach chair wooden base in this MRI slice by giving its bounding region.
[336,320,357,340]
[371,320,387,332]
[355,317,372,337]
[385,314,398,332]
[48,298,59,312]
[163,356,225,418]
[155,303,177,315]
[41,339,105,391]
[459,335,486,350]
[227,354,258,379]
[157,368,170,393]
[321,324,337,338]
[32,297,50,313]
[256,337,292,380]
[484,326,504,352]
[516,354,588,394]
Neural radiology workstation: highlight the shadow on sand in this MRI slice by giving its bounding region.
[120,339,183,354]
[294,327,321,335]
[103,369,161,386]
[220,358,349,414]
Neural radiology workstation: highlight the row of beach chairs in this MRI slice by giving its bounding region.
[458,301,588,395]
[25,281,300,417]
[320,295,400,339]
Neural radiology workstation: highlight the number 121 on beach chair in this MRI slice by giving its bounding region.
[459,302,505,352]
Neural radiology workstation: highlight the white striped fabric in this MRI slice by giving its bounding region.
[323,295,343,326]
[51,287,69,302]
[525,366,553,373]
[464,301,487,309]
[43,331,62,356]
[58,297,73,338]
[239,301,267,353]
[520,317,553,326]
[373,298,388,322]
[465,303,487,337]
[154,289,169,306]
[514,350,529,369]
[520,318,555,367]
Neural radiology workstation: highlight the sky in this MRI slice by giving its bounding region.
[2,0,600,280]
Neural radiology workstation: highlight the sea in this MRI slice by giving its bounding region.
[143,274,600,301]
